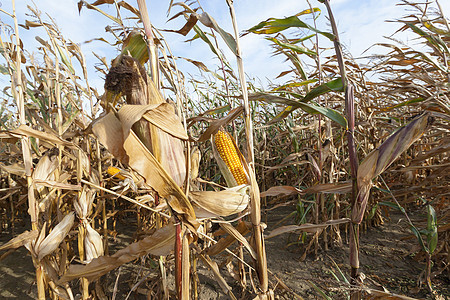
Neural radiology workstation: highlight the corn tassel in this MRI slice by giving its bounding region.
[214,129,247,185]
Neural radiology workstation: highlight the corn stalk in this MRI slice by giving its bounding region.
[9,1,44,298]
[320,1,360,298]
[226,0,272,298]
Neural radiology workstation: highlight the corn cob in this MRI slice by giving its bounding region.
[214,129,247,185]
[107,166,126,180]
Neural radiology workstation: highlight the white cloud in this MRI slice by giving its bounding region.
[1,0,448,92]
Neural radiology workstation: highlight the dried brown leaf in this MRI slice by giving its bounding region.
[260,185,302,198]
[266,218,351,239]
[59,224,176,283]
[0,230,39,251]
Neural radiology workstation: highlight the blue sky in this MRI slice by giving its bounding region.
[0,0,449,94]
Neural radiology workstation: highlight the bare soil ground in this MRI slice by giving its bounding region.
[0,206,448,299]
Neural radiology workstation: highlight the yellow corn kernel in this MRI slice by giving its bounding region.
[107,166,126,180]
[214,129,247,185]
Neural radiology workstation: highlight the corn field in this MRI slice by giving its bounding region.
[0,0,448,299]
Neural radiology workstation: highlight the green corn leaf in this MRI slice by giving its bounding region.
[284,51,308,81]
[422,20,450,36]
[378,201,402,210]
[268,106,296,124]
[272,79,318,91]
[55,44,75,75]
[379,97,425,111]
[301,78,344,102]
[297,102,347,128]
[192,24,232,70]
[121,33,149,65]
[198,12,237,55]
[406,23,449,55]
[410,226,429,253]
[308,281,332,300]
[427,205,438,254]
[267,37,317,57]
[246,14,334,41]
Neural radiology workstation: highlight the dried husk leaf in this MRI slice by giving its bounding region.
[33,151,58,183]
[92,112,129,163]
[84,223,104,263]
[74,187,95,220]
[92,112,198,229]
[104,55,187,187]
[0,230,38,251]
[189,185,249,218]
[190,147,201,180]
[0,162,26,176]
[78,149,92,178]
[35,212,75,260]
[123,131,197,229]
[118,104,188,141]
[59,224,176,283]
[354,112,433,223]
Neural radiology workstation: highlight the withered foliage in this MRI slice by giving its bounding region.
[0,1,448,299]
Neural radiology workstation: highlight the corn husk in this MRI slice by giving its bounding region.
[84,223,104,263]
[74,187,95,220]
[92,107,198,230]
[190,147,201,180]
[25,212,75,261]
[353,112,434,223]
[190,185,249,218]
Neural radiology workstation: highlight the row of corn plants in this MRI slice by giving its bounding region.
[0,0,448,299]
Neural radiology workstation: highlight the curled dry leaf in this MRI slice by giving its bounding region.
[59,224,176,283]
[303,181,352,194]
[220,223,256,259]
[207,221,251,256]
[0,162,26,176]
[9,125,76,149]
[199,254,235,298]
[260,185,302,198]
[266,218,351,239]
[0,230,38,251]
[32,179,81,191]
